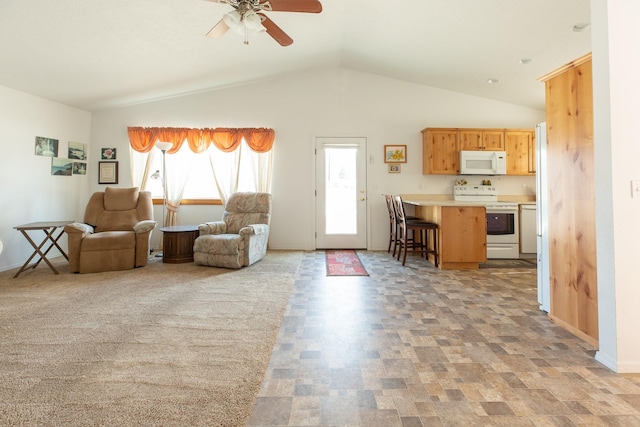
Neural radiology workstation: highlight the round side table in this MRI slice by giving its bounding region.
[159,225,200,263]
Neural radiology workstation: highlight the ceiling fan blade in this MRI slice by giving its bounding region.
[267,0,322,13]
[259,13,294,46]
[206,19,230,39]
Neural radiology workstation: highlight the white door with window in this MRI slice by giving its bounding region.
[315,137,367,249]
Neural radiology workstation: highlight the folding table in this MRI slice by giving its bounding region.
[13,220,73,278]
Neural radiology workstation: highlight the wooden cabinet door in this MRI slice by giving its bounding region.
[505,130,534,175]
[460,129,505,151]
[459,130,482,150]
[482,130,505,151]
[422,128,459,175]
[440,206,487,266]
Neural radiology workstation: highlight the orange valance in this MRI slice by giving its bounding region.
[127,127,275,154]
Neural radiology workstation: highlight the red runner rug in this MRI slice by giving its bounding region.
[325,250,369,276]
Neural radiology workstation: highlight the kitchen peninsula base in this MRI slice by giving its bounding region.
[406,201,487,269]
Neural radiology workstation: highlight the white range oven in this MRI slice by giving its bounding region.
[453,185,519,259]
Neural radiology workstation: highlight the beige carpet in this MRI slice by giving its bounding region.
[0,251,303,426]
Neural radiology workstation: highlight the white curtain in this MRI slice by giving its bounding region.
[130,147,157,189]
[163,148,193,227]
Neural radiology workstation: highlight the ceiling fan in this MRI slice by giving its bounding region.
[206,0,322,46]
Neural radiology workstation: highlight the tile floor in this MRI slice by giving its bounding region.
[247,251,640,426]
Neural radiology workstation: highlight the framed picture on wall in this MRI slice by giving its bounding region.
[35,136,58,157]
[68,142,87,160]
[101,148,116,160]
[51,158,73,176]
[388,164,401,173]
[98,161,118,184]
[73,162,87,175]
[384,145,407,163]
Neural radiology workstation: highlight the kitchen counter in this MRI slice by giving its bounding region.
[402,194,536,204]
[401,196,487,269]
[402,198,489,207]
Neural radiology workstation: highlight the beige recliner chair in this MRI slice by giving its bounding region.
[194,192,271,269]
[64,187,157,273]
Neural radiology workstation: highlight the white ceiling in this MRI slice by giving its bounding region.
[0,0,591,112]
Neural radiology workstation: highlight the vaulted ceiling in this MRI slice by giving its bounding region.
[0,0,591,112]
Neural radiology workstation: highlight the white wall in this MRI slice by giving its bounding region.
[593,0,640,373]
[90,68,543,251]
[0,85,91,272]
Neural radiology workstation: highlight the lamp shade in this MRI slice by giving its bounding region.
[244,11,266,32]
[223,10,242,30]
[155,141,172,152]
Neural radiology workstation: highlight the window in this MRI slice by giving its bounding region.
[131,136,273,204]
[144,144,219,200]
[128,126,274,217]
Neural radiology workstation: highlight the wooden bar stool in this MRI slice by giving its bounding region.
[384,194,400,256]
[385,194,422,258]
[393,195,438,267]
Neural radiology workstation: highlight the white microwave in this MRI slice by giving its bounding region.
[459,150,507,175]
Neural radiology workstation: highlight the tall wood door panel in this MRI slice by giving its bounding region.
[422,128,459,175]
[539,54,598,347]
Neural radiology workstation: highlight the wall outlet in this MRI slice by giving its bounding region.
[632,180,640,198]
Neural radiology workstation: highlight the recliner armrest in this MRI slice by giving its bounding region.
[134,220,157,233]
[64,222,94,235]
[239,224,269,236]
[199,221,227,235]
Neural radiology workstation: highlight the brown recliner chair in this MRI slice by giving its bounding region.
[64,187,157,273]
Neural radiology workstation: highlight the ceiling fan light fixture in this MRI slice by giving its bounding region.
[223,10,243,29]
[244,11,266,32]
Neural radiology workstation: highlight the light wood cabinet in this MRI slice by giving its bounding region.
[459,129,505,151]
[539,53,598,347]
[505,130,536,175]
[422,128,459,175]
[415,204,487,269]
[422,127,534,175]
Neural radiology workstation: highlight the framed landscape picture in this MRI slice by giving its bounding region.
[68,142,87,160]
[384,145,407,163]
[51,158,72,176]
[35,136,59,157]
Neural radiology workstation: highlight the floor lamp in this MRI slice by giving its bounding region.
[155,141,172,256]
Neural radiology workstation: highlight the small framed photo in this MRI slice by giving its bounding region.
[101,148,116,160]
[98,161,118,184]
[384,145,407,163]
[73,162,87,175]
[388,164,401,174]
